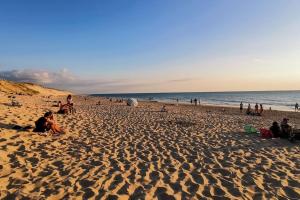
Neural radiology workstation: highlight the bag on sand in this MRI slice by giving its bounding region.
[244,125,257,134]
[259,128,273,139]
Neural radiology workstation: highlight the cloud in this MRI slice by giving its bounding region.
[168,78,196,83]
[0,68,155,93]
[0,69,74,84]
[0,68,201,93]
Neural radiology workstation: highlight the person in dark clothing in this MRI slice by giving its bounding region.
[259,104,264,115]
[34,111,64,135]
[33,112,52,132]
[280,118,292,138]
[246,104,252,115]
[240,102,243,113]
[194,98,197,106]
[254,103,259,114]
[270,121,281,138]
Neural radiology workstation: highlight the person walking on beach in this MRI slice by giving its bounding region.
[255,103,259,114]
[194,98,198,106]
[295,103,299,112]
[240,102,243,113]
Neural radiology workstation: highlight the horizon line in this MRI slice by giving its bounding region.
[87,89,300,95]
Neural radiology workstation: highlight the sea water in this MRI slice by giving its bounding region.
[91,91,300,111]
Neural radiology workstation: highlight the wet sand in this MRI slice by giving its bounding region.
[0,94,300,199]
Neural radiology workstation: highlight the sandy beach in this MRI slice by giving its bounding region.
[0,93,300,199]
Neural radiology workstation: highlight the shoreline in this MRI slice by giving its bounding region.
[129,98,297,113]
[91,94,298,112]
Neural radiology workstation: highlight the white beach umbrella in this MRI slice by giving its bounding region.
[127,98,138,107]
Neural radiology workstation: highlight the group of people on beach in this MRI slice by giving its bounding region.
[269,118,300,141]
[240,102,264,116]
[190,98,200,106]
[34,94,74,136]
[57,95,75,114]
[269,118,292,138]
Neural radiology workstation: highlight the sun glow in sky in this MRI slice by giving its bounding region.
[0,0,300,93]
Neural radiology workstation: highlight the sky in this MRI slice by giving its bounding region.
[0,0,300,93]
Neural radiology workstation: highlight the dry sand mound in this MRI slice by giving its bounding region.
[0,80,70,96]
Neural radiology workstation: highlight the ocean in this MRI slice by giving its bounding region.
[91,91,300,111]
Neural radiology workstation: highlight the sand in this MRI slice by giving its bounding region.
[0,94,299,199]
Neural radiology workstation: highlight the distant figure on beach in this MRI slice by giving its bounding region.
[295,103,299,112]
[190,99,193,104]
[67,94,76,113]
[254,103,259,114]
[259,104,264,115]
[269,107,272,111]
[240,102,243,113]
[246,104,252,115]
[67,94,75,114]
[67,94,72,104]
[194,98,197,106]
[34,111,64,135]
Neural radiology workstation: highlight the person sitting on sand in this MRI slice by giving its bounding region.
[34,112,50,133]
[66,94,75,113]
[161,105,168,112]
[280,118,292,138]
[259,104,264,115]
[67,94,72,104]
[254,103,259,114]
[270,121,281,138]
[246,104,252,115]
[58,103,69,114]
[34,111,64,135]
